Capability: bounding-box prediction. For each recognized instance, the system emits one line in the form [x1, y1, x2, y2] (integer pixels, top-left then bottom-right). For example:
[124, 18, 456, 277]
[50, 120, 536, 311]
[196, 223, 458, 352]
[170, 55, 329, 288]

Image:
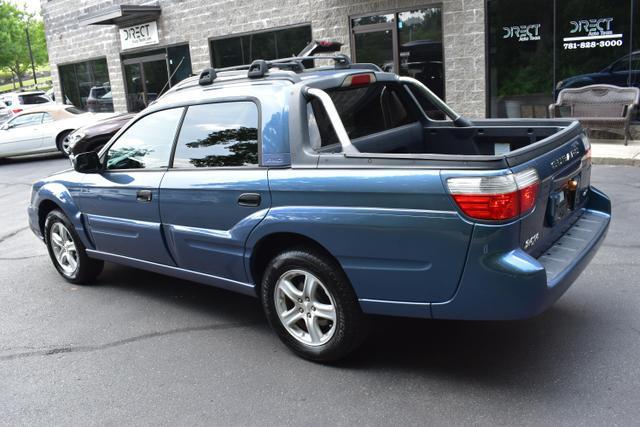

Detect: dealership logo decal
[563, 17, 623, 45]
[503, 24, 541, 42]
[570, 18, 613, 37]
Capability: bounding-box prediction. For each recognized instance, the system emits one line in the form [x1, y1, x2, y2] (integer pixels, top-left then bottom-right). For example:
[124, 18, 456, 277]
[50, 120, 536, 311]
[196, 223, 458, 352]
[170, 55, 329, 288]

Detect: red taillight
[447, 168, 539, 221]
[342, 73, 376, 87]
[452, 192, 520, 220]
[11, 108, 23, 114]
[519, 182, 539, 213]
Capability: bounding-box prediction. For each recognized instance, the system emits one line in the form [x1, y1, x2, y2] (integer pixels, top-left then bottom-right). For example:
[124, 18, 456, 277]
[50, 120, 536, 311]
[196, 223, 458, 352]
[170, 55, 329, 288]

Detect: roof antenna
[157, 56, 186, 99]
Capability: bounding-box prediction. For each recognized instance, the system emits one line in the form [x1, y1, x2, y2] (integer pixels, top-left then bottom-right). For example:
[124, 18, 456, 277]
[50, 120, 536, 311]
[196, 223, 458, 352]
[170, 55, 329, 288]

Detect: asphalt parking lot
[0, 155, 639, 425]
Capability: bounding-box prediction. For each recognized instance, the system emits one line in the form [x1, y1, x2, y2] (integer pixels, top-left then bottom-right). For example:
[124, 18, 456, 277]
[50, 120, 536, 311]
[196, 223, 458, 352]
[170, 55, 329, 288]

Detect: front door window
[106, 107, 184, 170]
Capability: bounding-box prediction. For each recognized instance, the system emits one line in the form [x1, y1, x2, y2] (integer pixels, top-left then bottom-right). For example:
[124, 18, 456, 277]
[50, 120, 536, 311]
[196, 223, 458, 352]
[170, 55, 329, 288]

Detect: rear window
[19, 94, 50, 105]
[310, 82, 418, 147]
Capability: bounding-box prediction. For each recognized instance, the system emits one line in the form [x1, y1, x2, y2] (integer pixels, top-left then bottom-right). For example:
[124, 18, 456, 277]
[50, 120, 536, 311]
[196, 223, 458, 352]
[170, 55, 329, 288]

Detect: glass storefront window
[210, 25, 312, 68]
[351, 8, 445, 119]
[556, 0, 631, 95]
[121, 44, 193, 113]
[488, 0, 638, 119]
[487, 0, 554, 118]
[168, 44, 192, 86]
[59, 58, 114, 113]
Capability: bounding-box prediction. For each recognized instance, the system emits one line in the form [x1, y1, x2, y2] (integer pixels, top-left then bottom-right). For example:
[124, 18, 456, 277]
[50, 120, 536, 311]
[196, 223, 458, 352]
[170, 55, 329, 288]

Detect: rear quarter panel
[249, 168, 474, 303]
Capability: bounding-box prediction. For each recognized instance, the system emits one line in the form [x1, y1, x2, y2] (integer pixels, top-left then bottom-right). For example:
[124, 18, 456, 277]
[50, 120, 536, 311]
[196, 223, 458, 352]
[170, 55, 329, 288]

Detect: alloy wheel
[49, 222, 78, 275]
[274, 269, 337, 346]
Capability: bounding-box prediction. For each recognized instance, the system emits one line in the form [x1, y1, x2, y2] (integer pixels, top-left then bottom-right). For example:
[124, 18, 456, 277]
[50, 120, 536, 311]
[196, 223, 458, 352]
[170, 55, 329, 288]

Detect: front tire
[44, 210, 103, 284]
[261, 248, 369, 362]
[56, 130, 73, 155]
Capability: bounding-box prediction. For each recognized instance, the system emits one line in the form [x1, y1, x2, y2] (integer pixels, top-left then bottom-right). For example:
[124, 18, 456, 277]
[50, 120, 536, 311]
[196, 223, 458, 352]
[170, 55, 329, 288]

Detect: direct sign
[120, 21, 159, 50]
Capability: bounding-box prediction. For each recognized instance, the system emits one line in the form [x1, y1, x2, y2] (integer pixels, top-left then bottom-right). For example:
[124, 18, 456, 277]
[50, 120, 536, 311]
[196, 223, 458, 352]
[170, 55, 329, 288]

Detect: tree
[0, 1, 48, 88]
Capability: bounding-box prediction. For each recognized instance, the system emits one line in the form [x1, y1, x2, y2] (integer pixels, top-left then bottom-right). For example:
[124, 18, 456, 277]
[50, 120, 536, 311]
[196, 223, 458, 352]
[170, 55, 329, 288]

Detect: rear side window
[310, 83, 418, 147]
[172, 101, 259, 168]
[106, 108, 184, 170]
[19, 94, 50, 105]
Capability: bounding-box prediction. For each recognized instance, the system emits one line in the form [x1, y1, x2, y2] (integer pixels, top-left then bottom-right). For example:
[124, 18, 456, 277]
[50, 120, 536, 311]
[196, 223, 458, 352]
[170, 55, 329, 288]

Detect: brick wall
[41, 0, 486, 117]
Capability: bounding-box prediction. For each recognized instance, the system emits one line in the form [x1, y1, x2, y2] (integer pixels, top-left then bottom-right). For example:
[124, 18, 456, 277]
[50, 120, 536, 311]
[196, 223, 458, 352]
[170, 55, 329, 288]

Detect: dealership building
[41, 0, 640, 119]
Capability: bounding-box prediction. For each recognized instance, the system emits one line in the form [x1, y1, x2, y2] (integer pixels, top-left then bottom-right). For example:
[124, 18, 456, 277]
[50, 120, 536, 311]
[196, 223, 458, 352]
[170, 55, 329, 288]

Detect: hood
[80, 113, 136, 137]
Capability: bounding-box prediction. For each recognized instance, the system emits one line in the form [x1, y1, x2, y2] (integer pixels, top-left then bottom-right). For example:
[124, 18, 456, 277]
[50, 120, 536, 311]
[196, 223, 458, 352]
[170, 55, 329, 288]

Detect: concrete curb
[592, 157, 640, 167]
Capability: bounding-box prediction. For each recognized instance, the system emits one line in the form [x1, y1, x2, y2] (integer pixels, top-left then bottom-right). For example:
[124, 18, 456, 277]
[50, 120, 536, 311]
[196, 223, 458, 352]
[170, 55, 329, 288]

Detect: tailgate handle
[136, 190, 152, 202]
[238, 193, 261, 207]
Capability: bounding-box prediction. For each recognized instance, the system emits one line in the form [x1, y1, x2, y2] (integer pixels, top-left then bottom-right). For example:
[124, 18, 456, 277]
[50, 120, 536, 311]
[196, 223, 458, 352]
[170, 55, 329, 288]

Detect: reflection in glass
[168, 44, 192, 86]
[58, 59, 114, 112]
[124, 63, 145, 113]
[354, 30, 394, 72]
[398, 8, 445, 117]
[352, 14, 395, 27]
[173, 102, 259, 168]
[211, 26, 312, 68]
[488, 0, 554, 118]
[106, 108, 183, 170]
[555, 0, 631, 93]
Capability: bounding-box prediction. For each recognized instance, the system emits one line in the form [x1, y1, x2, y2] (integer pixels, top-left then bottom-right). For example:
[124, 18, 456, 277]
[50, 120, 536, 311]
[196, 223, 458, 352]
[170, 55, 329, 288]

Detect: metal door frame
[122, 53, 170, 111]
[350, 20, 399, 73]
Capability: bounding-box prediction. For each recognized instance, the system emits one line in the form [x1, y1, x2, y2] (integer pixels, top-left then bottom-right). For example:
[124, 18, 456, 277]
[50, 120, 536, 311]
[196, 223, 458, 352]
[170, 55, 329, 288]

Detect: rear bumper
[431, 186, 610, 320]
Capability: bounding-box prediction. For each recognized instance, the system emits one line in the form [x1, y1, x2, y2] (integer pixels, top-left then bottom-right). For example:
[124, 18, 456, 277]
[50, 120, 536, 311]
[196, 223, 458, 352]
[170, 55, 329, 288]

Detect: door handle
[136, 190, 152, 202]
[238, 193, 261, 207]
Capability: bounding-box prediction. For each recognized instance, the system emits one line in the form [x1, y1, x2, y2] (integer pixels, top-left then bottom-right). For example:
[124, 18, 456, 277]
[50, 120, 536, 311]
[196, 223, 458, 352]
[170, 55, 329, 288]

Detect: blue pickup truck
[28, 55, 610, 361]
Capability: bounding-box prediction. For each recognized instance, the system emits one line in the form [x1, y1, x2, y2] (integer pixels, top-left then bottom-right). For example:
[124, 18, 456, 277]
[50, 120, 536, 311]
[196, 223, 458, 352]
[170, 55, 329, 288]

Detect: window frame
[98, 97, 263, 173]
[168, 98, 263, 171]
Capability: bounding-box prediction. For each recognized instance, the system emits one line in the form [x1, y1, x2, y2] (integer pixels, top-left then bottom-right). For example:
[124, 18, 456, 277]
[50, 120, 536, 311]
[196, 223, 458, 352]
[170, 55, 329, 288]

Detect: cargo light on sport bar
[342, 73, 376, 87]
[447, 168, 540, 221]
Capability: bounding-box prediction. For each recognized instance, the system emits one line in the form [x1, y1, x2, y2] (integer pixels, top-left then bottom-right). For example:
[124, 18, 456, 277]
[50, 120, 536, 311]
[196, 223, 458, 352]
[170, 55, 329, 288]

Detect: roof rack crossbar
[198, 54, 356, 85]
[214, 54, 350, 74]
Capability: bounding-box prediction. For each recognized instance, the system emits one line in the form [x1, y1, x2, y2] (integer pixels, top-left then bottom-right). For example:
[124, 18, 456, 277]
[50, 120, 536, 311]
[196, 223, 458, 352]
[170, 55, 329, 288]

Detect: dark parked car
[67, 113, 135, 156]
[556, 51, 640, 93]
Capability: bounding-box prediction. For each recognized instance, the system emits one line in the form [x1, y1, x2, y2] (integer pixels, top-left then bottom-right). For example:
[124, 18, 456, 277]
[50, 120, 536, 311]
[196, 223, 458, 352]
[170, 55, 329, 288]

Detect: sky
[7, 0, 41, 15]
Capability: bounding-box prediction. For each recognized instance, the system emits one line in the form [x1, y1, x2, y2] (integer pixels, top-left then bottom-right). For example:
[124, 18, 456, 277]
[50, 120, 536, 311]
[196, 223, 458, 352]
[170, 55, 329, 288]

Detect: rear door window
[172, 101, 259, 168]
[309, 82, 418, 147]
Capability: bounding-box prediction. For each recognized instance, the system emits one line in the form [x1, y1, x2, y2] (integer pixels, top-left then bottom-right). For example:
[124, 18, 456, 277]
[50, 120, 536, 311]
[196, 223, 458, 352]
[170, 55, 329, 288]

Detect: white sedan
[0, 105, 112, 159]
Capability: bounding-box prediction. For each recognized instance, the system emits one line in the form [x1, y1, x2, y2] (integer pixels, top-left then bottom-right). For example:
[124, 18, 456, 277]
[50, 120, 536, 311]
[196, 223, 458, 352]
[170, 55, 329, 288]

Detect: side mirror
[1, 123, 11, 130]
[73, 151, 102, 173]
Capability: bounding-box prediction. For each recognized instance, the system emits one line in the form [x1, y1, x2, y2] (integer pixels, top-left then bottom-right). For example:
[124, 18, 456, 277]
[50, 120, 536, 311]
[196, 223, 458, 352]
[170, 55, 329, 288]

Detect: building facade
[41, 0, 640, 120]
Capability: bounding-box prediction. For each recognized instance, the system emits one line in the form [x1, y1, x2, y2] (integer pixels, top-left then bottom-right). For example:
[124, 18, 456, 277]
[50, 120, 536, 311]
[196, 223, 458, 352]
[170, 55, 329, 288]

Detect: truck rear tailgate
[509, 133, 592, 257]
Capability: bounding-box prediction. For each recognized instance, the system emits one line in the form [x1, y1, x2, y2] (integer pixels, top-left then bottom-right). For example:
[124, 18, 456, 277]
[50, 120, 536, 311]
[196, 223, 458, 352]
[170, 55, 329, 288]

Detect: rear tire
[261, 248, 369, 362]
[44, 210, 103, 284]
